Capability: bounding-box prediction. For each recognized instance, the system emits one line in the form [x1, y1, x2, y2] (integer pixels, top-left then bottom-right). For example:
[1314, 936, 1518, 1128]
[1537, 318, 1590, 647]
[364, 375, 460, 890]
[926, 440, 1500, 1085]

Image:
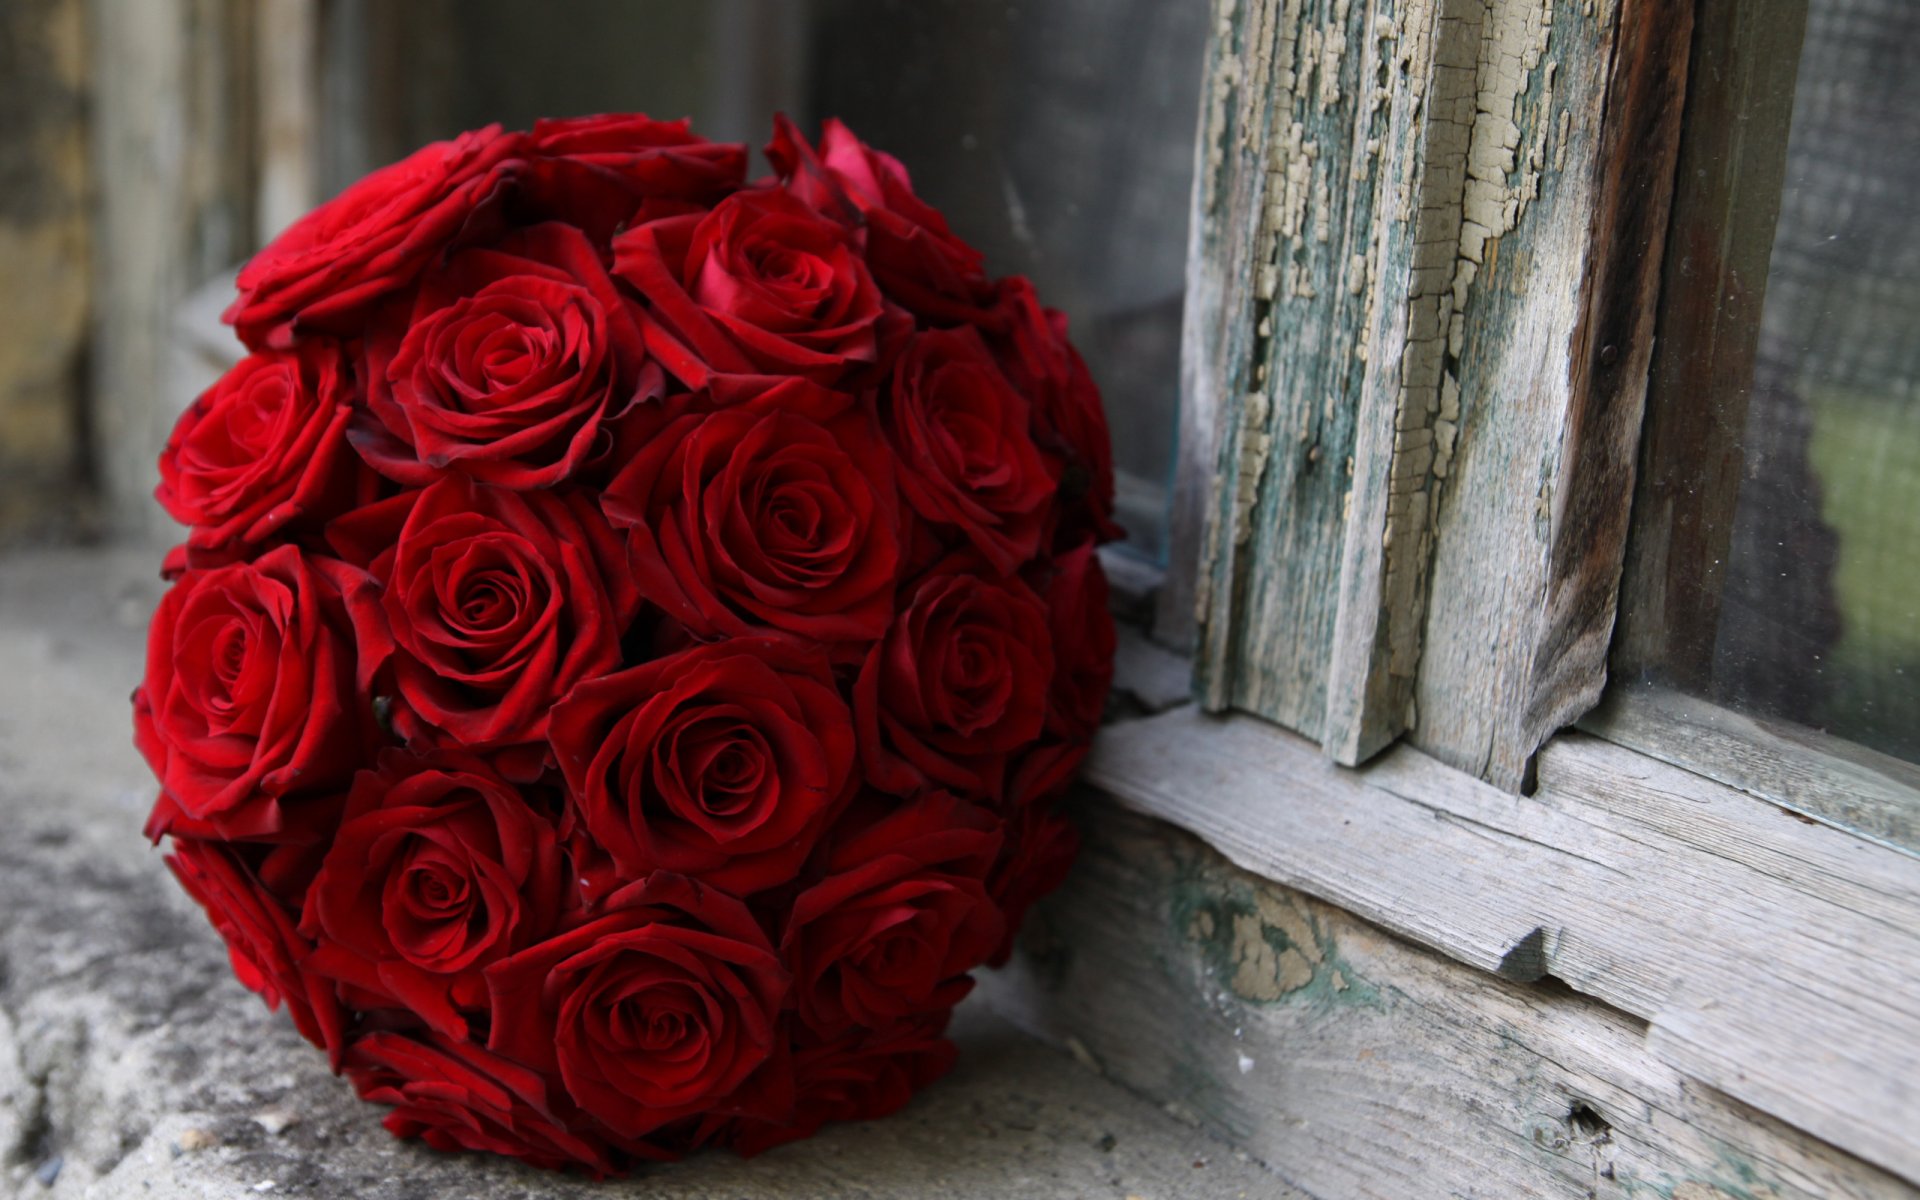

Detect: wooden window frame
[1099, 0, 1920, 1188]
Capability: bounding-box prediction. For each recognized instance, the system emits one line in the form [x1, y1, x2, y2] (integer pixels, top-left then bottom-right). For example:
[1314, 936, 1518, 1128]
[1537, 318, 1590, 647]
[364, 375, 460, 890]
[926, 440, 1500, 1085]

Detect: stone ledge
[0, 547, 1289, 1200]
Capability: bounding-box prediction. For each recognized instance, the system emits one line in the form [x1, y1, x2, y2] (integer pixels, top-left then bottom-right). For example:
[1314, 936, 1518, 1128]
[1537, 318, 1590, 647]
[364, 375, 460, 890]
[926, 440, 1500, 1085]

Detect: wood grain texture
[1082, 705, 1920, 1185]
[1583, 686, 1920, 852]
[1189, 0, 1412, 735]
[1186, 0, 1692, 782]
[1610, 0, 1809, 686]
[980, 797, 1914, 1199]
[1408, 0, 1692, 789]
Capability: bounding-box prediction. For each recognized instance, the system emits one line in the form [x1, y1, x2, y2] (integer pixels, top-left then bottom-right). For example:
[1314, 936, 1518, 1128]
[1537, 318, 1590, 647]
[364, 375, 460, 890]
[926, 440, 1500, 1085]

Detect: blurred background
[0, 0, 1208, 563]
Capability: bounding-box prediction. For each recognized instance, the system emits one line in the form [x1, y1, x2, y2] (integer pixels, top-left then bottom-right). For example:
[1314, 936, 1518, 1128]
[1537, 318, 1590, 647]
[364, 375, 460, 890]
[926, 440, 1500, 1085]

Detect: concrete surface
[0, 547, 1291, 1199]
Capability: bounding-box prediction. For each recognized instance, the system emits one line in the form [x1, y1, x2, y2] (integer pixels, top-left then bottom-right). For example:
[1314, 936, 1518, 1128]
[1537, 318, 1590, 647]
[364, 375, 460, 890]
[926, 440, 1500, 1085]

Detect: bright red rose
[730, 1010, 957, 1156]
[346, 1031, 619, 1176]
[485, 873, 793, 1140]
[134, 545, 367, 840]
[783, 792, 1003, 1034]
[527, 113, 746, 220]
[157, 342, 370, 555]
[167, 838, 347, 1064]
[351, 222, 663, 490]
[1043, 541, 1116, 740]
[767, 116, 994, 325]
[881, 326, 1057, 575]
[856, 558, 1055, 800]
[602, 381, 902, 646]
[226, 126, 524, 349]
[548, 637, 856, 895]
[329, 476, 635, 778]
[988, 277, 1120, 543]
[301, 750, 564, 1039]
[613, 186, 902, 388]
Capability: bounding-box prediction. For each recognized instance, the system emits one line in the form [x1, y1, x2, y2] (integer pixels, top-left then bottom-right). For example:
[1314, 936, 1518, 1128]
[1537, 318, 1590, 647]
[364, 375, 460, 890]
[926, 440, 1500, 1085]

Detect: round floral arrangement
[134, 113, 1116, 1172]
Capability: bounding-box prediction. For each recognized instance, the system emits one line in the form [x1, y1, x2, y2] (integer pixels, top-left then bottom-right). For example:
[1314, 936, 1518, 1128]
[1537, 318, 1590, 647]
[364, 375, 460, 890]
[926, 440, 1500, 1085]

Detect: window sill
[1084, 701, 1920, 1186]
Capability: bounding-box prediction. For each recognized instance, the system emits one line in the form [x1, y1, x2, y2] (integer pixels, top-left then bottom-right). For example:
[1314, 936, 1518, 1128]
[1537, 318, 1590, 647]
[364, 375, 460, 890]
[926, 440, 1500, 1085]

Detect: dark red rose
[329, 475, 635, 778]
[134, 545, 367, 840]
[351, 222, 663, 490]
[145, 787, 347, 910]
[1042, 542, 1116, 740]
[855, 559, 1054, 800]
[548, 637, 856, 896]
[485, 873, 793, 1140]
[346, 1031, 619, 1176]
[730, 1011, 957, 1156]
[782, 792, 1003, 1034]
[601, 381, 902, 645]
[880, 326, 1057, 575]
[301, 750, 564, 1039]
[613, 187, 902, 388]
[985, 800, 1079, 967]
[988, 277, 1120, 543]
[527, 113, 746, 219]
[157, 342, 371, 555]
[226, 126, 524, 349]
[767, 116, 994, 325]
[167, 838, 347, 1064]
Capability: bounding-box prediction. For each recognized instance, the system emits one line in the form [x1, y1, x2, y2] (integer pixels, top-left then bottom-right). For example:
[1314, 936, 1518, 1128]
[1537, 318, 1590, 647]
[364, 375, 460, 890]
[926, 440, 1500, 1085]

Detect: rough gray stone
[0, 548, 1290, 1199]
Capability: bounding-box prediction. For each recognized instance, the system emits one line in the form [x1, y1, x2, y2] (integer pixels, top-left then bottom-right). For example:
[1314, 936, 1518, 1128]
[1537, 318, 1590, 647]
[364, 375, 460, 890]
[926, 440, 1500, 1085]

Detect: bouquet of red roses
[133, 113, 1116, 1172]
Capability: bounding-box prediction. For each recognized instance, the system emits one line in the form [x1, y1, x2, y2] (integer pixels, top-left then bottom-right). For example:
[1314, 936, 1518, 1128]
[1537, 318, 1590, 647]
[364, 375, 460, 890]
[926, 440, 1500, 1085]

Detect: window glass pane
[350, 0, 1206, 563]
[1624, 0, 1920, 768]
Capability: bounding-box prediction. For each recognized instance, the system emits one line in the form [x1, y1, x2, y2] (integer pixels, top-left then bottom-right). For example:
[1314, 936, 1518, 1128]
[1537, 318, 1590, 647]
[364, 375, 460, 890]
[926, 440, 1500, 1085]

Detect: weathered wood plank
[1610, 0, 1809, 687]
[1084, 705, 1920, 1184]
[1407, 0, 1692, 789]
[1190, 0, 1412, 736]
[1583, 686, 1920, 853]
[980, 798, 1914, 1199]
[1187, 0, 1691, 782]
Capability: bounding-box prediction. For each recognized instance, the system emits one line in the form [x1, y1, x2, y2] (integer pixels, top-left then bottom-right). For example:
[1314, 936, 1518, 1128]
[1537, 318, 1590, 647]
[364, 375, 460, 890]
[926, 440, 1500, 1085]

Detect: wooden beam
[981, 797, 1911, 1198]
[1082, 705, 1920, 1185]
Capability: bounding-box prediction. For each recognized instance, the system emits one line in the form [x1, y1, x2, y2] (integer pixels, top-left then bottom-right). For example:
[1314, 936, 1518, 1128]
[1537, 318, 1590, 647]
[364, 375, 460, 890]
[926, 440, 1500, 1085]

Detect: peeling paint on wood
[979, 796, 1913, 1199]
[1084, 705, 1920, 1187]
[1188, 0, 1691, 784]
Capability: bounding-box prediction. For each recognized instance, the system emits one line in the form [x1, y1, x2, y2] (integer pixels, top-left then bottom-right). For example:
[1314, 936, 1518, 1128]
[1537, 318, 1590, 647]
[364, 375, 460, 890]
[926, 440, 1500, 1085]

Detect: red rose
[346, 1031, 619, 1176]
[782, 792, 1003, 1034]
[350, 222, 664, 490]
[613, 187, 902, 388]
[767, 116, 994, 325]
[881, 327, 1057, 575]
[301, 750, 564, 1039]
[730, 1011, 957, 1156]
[157, 342, 370, 555]
[985, 800, 1079, 967]
[505, 117, 744, 251]
[485, 873, 793, 1140]
[145, 787, 347, 910]
[226, 126, 524, 349]
[601, 381, 902, 645]
[988, 278, 1120, 542]
[329, 475, 635, 778]
[134, 545, 367, 839]
[167, 838, 347, 1064]
[1043, 541, 1116, 740]
[548, 637, 856, 896]
[855, 559, 1055, 799]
